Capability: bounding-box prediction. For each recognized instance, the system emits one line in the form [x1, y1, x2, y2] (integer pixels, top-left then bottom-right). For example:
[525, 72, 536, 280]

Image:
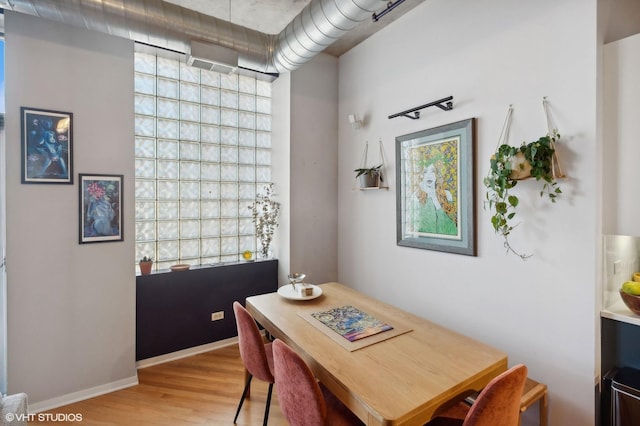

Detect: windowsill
[136, 258, 277, 277]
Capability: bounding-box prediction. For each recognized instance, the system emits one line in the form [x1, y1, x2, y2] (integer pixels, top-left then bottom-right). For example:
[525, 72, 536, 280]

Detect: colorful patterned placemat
[311, 305, 393, 341]
[299, 305, 412, 351]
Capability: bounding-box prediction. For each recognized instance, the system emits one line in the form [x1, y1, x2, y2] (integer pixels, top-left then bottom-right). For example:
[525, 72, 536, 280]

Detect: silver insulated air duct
[273, 0, 385, 70]
[0, 0, 387, 75]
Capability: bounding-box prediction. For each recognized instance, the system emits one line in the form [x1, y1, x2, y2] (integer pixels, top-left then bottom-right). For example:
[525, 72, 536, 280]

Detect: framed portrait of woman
[395, 118, 476, 256]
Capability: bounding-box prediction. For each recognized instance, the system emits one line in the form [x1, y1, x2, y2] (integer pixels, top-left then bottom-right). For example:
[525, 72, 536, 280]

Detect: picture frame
[79, 174, 124, 244]
[21, 107, 73, 184]
[395, 118, 476, 256]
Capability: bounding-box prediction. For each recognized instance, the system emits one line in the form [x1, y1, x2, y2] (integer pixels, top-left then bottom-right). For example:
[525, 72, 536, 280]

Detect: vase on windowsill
[249, 183, 280, 262]
[258, 246, 272, 260]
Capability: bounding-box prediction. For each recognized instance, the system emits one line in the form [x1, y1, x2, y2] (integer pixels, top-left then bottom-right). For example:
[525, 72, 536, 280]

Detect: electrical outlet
[211, 311, 224, 321]
[614, 260, 621, 275]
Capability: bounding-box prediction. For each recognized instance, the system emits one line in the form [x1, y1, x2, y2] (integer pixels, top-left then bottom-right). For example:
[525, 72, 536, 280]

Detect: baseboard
[28, 375, 139, 414]
[136, 336, 240, 369]
[26, 337, 241, 413]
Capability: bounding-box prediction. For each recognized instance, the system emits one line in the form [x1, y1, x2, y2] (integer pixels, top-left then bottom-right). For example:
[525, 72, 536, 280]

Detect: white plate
[277, 284, 322, 301]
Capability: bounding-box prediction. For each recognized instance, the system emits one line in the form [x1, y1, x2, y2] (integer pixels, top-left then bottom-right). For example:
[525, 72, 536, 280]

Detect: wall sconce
[348, 114, 363, 129]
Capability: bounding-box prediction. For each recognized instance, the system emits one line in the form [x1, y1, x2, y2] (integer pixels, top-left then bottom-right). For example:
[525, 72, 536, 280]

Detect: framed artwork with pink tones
[79, 174, 123, 244]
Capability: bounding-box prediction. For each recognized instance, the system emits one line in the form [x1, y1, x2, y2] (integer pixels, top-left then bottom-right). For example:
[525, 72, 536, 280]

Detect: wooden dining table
[245, 282, 508, 426]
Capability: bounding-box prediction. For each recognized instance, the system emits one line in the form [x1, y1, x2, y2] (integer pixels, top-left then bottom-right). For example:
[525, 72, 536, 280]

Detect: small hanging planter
[353, 140, 388, 190]
[509, 151, 532, 180]
[355, 165, 383, 188]
[484, 99, 565, 259]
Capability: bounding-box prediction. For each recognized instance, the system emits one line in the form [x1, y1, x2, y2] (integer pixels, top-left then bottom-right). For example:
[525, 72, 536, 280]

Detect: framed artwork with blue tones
[21, 107, 73, 184]
[79, 174, 123, 244]
[395, 118, 476, 256]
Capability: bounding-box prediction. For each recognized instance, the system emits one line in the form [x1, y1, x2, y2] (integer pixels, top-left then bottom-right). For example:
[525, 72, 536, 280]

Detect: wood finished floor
[36, 344, 288, 425]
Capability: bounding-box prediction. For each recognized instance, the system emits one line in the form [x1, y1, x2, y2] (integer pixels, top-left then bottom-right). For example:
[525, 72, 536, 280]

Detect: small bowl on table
[620, 289, 640, 315]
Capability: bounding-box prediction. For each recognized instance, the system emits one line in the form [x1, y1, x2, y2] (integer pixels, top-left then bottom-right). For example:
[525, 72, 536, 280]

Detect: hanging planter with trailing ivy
[483, 100, 565, 259]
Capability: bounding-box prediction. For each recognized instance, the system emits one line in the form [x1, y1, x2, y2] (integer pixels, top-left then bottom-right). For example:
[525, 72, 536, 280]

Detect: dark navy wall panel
[136, 260, 278, 360]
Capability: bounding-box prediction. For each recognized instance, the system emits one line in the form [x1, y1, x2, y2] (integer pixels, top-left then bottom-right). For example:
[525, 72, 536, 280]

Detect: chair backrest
[232, 301, 273, 383]
[272, 339, 327, 426]
[464, 364, 528, 426]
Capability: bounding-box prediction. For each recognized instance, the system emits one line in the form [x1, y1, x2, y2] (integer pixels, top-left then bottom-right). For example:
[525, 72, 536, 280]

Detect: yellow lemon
[622, 281, 640, 296]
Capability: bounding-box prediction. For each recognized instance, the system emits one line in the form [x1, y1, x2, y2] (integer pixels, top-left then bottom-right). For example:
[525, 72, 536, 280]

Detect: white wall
[272, 53, 340, 287]
[338, 1, 598, 425]
[5, 12, 137, 409]
[290, 54, 339, 285]
[603, 33, 640, 236]
[272, 71, 292, 285]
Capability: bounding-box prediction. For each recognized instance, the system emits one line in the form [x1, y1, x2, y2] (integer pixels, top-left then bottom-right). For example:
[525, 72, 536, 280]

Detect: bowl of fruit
[620, 280, 640, 315]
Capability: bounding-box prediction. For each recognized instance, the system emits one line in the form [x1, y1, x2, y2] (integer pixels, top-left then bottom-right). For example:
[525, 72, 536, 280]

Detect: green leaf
[508, 195, 519, 207]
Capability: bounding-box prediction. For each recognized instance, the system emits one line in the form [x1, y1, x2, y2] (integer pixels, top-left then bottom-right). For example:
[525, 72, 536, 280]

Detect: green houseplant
[354, 164, 383, 188]
[484, 129, 563, 259]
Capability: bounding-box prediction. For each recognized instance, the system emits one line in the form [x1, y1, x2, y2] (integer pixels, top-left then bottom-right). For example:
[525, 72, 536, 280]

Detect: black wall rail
[372, 0, 408, 22]
[388, 96, 454, 120]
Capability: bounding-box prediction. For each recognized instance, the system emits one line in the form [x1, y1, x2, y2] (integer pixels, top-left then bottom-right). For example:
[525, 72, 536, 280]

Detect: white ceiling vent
[187, 40, 238, 74]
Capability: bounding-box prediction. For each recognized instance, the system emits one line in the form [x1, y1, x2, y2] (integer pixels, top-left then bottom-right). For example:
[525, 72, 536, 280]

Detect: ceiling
[165, 0, 425, 57]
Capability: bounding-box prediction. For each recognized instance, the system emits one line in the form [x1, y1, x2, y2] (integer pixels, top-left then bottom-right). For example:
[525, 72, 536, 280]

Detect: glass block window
[134, 51, 272, 269]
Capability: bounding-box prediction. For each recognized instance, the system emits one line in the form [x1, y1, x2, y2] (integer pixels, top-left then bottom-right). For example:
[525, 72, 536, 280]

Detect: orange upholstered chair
[232, 301, 274, 426]
[272, 339, 364, 426]
[426, 364, 528, 426]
